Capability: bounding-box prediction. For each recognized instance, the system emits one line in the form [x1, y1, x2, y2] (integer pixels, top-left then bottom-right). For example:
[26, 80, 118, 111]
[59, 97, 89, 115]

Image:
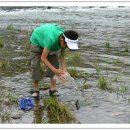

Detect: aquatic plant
[6, 24, 16, 38]
[113, 59, 122, 65]
[119, 85, 128, 94]
[115, 84, 128, 98]
[105, 58, 122, 66]
[0, 88, 19, 123]
[6, 24, 15, 30]
[95, 64, 100, 75]
[98, 76, 108, 90]
[81, 78, 89, 90]
[44, 97, 77, 123]
[113, 76, 119, 82]
[0, 112, 11, 123]
[7, 91, 19, 105]
[66, 52, 81, 66]
[22, 30, 31, 49]
[0, 60, 9, 70]
[124, 43, 129, 53]
[68, 66, 79, 77]
[33, 102, 45, 124]
[105, 41, 111, 49]
[0, 37, 4, 48]
[66, 52, 82, 77]
[0, 88, 19, 106]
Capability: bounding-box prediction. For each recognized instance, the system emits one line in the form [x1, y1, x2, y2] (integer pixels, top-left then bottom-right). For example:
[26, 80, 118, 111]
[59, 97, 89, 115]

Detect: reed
[66, 52, 82, 77]
[66, 52, 81, 66]
[68, 66, 79, 77]
[0, 36, 4, 48]
[6, 24, 16, 38]
[0, 112, 10, 123]
[95, 64, 100, 75]
[0, 88, 19, 106]
[44, 97, 77, 123]
[0, 88, 19, 123]
[81, 78, 89, 90]
[105, 41, 111, 49]
[0, 60, 9, 70]
[124, 43, 129, 53]
[119, 85, 128, 94]
[113, 59, 122, 65]
[6, 24, 15, 31]
[98, 76, 108, 90]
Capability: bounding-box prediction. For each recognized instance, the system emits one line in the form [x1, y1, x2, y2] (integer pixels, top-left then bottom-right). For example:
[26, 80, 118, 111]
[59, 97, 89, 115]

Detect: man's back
[30, 24, 64, 51]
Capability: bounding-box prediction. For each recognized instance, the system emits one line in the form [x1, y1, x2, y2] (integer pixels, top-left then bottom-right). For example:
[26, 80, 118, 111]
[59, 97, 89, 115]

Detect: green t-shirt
[30, 24, 64, 51]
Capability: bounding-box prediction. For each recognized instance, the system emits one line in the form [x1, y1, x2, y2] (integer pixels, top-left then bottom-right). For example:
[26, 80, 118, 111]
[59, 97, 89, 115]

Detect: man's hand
[54, 69, 70, 80]
[53, 69, 65, 80]
[41, 48, 68, 80]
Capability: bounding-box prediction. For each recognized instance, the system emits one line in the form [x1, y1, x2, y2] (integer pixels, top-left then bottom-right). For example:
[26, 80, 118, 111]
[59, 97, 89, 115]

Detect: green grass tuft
[44, 97, 77, 123]
[98, 76, 108, 90]
[0, 37, 4, 48]
[105, 41, 111, 49]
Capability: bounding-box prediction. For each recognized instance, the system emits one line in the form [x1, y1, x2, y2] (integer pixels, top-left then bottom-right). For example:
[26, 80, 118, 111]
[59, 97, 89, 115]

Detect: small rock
[11, 113, 22, 119]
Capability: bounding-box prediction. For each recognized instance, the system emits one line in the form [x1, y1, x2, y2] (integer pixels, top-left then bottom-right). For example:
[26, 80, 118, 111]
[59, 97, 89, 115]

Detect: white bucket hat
[63, 34, 78, 50]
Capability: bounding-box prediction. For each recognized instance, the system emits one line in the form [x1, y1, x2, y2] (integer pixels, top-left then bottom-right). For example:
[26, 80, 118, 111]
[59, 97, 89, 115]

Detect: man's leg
[50, 78, 56, 91]
[32, 80, 39, 97]
[34, 80, 39, 89]
[46, 54, 59, 96]
[30, 44, 43, 97]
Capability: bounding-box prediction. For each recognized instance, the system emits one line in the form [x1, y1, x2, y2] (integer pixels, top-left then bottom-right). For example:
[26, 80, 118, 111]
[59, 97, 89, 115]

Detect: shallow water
[0, 6, 130, 123]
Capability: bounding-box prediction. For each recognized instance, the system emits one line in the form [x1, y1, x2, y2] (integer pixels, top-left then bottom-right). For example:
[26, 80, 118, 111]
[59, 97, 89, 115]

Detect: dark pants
[30, 44, 59, 81]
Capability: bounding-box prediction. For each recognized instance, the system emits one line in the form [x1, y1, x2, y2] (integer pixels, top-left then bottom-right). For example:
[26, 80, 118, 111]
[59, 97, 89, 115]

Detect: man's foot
[49, 90, 59, 96]
[30, 90, 39, 99]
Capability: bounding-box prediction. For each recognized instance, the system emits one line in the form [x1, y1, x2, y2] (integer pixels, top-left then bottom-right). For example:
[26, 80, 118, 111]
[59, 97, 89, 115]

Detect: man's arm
[41, 47, 64, 76]
[59, 48, 67, 72]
